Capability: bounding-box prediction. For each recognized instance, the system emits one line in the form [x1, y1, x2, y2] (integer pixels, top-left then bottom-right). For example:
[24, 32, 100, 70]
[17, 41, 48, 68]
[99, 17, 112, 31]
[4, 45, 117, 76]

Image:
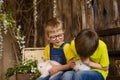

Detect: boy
[36, 18, 75, 80]
[70, 29, 110, 80]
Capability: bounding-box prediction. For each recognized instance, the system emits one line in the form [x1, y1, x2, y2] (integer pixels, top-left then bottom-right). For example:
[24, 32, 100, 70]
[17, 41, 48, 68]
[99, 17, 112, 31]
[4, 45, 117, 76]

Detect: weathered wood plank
[108, 49, 120, 56]
[96, 27, 120, 56]
[96, 27, 120, 37]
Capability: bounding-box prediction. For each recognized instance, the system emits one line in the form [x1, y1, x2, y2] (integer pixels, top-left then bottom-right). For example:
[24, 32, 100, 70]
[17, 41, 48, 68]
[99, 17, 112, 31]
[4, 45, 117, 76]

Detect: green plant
[0, 12, 15, 28]
[5, 59, 41, 80]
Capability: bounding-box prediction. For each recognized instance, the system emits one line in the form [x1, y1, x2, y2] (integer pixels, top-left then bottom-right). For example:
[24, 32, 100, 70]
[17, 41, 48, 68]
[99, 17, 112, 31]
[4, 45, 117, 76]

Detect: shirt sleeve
[70, 40, 80, 60]
[44, 44, 50, 61]
[63, 43, 76, 62]
[99, 41, 110, 67]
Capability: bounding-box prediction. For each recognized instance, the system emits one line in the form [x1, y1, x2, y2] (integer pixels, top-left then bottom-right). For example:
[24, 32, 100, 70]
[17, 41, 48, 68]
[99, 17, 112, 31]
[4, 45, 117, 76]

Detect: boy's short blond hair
[44, 18, 64, 36]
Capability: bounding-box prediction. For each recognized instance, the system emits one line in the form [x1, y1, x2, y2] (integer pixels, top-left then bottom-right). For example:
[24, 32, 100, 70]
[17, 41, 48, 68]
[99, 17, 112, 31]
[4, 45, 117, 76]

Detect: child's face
[48, 26, 64, 46]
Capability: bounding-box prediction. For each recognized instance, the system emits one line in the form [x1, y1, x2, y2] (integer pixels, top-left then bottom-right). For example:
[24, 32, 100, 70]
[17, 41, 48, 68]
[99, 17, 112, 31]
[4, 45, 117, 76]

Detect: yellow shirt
[70, 39, 110, 80]
[44, 43, 75, 63]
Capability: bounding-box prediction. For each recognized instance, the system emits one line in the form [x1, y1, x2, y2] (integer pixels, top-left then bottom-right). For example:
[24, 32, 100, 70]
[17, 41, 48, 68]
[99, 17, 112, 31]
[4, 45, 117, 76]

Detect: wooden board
[22, 48, 44, 63]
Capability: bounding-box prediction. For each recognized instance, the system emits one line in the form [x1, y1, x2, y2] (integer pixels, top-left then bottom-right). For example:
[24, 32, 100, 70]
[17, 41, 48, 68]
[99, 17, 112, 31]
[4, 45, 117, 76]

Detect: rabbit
[73, 60, 90, 71]
[37, 59, 90, 79]
[37, 60, 63, 79]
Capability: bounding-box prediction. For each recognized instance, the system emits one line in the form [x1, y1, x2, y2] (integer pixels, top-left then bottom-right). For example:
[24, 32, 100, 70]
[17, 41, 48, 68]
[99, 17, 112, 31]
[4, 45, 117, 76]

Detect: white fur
[37, 60, 90, 79]
[73, 60, 90, 71]
[37, 60, 62, 79]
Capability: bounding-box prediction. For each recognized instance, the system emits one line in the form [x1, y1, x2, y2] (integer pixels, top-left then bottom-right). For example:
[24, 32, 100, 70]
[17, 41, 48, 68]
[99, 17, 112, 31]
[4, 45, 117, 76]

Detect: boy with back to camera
[36, 18, 75, 80]
[70, 29, 110, 80]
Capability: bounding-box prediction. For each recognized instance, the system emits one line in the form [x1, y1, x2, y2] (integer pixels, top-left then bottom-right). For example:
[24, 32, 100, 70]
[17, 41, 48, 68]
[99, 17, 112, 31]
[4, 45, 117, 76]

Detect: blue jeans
[36, 70, 74, 80]
[74, 70, 104, 80]
[60, 70, 74, 80]
[36, 75, 50, 80]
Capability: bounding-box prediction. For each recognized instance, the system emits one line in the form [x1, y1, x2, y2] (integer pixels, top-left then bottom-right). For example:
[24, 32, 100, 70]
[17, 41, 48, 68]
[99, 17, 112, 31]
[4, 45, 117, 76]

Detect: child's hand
[48, 62, 61, 75]
[68, 59, 75, 68]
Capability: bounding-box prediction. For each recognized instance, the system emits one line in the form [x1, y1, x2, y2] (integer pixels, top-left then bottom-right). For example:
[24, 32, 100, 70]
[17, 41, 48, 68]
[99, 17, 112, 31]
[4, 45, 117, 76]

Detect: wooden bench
[96, 27, 120, 80]
[22, 48, 44, 63]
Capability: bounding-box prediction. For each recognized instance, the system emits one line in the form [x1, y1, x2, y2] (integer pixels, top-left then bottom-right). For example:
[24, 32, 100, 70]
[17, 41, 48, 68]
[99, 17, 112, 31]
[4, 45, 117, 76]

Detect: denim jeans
[60, 70, 74, 80]
[36, 70, 74, 80]
[36, 75, 50, 80]
[74, 70, 104, 80]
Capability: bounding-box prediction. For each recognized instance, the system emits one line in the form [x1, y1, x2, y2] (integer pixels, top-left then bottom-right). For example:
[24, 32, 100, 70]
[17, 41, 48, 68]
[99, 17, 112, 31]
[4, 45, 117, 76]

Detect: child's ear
[47, 36, 50, 41]
[45, 33, 50, 40]
[61, 30, 64, 34]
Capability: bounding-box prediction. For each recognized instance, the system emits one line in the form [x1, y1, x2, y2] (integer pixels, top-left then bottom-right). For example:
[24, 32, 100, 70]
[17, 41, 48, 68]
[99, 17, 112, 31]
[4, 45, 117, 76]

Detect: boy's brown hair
[75, 29, 99, 58]
[44, 18, 64, 36]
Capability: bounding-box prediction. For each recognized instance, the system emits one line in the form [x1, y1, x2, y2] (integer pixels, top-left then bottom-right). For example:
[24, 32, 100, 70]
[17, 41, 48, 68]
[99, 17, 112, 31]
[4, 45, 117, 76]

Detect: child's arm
[88, 61, 109, 70]
[81, 57, 109, 71]
[48, 59, 75, 75]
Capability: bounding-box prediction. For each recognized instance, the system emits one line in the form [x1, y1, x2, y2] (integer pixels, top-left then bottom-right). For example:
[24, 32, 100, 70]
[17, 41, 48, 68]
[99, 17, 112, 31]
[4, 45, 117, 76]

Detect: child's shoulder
[70, 39, 75, 46]
[99, 39, 107, 47]
[63, 42, 70, 47]
[44, 44, 50, 50]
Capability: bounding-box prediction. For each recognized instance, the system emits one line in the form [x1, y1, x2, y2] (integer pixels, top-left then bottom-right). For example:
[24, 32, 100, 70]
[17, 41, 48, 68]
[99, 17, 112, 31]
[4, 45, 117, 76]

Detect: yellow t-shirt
[70, 39, 110, 80]
[44, 42, 75, 63]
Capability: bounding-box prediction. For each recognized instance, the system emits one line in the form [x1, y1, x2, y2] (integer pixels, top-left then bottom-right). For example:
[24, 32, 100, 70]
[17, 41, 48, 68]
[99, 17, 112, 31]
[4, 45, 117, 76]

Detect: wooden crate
[22, 48, 44, 63]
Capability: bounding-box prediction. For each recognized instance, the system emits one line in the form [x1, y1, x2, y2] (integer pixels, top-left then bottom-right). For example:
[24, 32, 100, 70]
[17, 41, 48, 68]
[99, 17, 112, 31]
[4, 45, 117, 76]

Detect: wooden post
[81, 0, 86, 29]
[33, 0, 37, 47]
